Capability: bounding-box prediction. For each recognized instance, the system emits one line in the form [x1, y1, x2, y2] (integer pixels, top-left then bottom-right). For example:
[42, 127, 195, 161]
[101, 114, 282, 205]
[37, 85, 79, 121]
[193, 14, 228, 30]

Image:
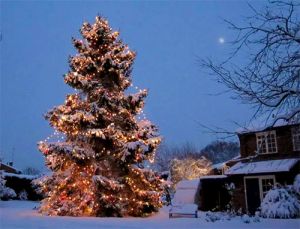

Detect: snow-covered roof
[176, 179, 200, 190]
[230, 155, 241, 160]
[0, 162, 20, 173]
[211, 155, 241, 170]
[3, 172, 39, 180]
[200, 175, 227, 179]
[236, 119, 299, 134]
[225, 158, 299, 175]
[211, 162, 226, 170]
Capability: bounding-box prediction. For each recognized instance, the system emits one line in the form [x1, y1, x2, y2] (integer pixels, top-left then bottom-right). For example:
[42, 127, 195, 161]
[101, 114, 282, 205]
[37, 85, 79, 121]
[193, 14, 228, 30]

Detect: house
[0, 161, 42, 200]
[0, 162, 21, 174]
[198, 122, 300, 214]
[226, 122, 300, 214]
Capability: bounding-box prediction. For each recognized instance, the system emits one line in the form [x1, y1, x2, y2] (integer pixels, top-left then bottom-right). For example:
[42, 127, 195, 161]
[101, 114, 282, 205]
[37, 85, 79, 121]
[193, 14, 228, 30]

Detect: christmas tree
[37, 16, 164, 217]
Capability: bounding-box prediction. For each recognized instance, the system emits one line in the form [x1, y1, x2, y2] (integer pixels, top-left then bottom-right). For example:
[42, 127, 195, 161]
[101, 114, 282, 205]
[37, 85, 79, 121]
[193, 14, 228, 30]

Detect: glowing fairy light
[37, 16, 165, 217]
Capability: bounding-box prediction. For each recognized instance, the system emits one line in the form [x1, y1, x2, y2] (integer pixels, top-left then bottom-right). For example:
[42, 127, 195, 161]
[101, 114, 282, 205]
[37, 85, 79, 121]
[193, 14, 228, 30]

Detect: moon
[218, 37, 225, 44]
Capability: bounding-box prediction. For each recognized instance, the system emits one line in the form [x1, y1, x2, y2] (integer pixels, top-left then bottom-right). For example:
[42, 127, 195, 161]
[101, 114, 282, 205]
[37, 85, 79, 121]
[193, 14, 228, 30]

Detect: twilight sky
[0, 0, 265, 170]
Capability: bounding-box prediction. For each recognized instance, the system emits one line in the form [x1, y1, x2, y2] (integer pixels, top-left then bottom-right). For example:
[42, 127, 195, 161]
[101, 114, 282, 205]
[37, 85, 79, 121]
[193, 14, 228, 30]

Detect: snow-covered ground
[1, 201, 299, 229]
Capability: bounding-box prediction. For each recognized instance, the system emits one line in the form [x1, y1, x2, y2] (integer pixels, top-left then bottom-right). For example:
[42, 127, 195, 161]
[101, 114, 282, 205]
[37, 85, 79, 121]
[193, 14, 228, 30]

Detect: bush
[260, 185, 300, 218]
[242, 214, 251, 223]
[205, 211, 222, 222]
[18, 190, 28, 200]
[0, 172, 16, 200]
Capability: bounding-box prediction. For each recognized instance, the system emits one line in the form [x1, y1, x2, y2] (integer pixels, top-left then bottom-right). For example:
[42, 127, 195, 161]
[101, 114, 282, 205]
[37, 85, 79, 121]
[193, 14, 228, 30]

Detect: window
[256, 131, 277, 154]
[292, 126, 300, 151]
[261, 178, 274, 198]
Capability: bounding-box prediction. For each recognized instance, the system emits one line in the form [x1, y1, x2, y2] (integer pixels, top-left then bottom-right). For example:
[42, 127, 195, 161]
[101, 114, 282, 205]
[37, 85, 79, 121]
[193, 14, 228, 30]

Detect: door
[245, 178, 261, 214]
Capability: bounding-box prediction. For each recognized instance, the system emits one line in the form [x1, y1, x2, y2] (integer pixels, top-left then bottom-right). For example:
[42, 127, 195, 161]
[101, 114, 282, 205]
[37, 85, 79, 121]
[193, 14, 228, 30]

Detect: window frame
[291, 126, 300, 151]
[256, 130, 278, 154]
[261, 177, 275, 198]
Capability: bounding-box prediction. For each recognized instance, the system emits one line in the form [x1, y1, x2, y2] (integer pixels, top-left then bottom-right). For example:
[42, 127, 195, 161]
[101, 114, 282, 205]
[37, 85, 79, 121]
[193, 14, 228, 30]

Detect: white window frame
[256, 131, 278, 154]
[244, 175, 276, 213]
[291, 126, 300, 151]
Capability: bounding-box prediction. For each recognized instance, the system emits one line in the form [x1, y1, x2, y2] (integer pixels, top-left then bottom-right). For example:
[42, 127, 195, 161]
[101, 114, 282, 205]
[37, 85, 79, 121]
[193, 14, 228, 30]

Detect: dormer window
[256, 131, 277, 154]
[292, 126, 300, 151]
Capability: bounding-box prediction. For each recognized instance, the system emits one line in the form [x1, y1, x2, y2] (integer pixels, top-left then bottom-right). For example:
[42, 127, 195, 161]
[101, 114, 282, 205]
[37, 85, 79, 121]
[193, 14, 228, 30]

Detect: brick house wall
[238, 124, 300, 160]
[229, 176, 246, 212]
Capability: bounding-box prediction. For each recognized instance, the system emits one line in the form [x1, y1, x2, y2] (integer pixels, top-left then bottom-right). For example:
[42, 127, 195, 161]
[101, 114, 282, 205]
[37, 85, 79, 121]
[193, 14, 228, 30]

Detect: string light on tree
[35, 16, 165, 217]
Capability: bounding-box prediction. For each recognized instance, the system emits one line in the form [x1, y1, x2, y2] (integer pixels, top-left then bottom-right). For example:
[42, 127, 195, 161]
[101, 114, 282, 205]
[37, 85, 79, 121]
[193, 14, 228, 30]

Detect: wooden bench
[169, 203, 198, 218]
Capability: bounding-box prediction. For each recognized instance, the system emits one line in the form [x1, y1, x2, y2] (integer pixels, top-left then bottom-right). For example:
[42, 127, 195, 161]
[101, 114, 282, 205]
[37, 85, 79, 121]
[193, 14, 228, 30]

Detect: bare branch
[200, 0, 300, 128]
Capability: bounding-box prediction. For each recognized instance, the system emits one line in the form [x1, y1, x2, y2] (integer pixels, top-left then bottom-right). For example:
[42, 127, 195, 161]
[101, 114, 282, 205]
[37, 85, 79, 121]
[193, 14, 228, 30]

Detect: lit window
[292, 126, 300, 151]
[256, 131, 277, 154]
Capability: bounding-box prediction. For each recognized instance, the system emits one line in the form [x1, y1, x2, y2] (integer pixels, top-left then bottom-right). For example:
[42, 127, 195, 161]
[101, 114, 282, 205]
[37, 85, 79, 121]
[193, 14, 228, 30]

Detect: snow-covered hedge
[260, 175, 300, 219]
[0, 171, 16, 200]
[1, 171, 43, 201]
[18, 190, 28, 200]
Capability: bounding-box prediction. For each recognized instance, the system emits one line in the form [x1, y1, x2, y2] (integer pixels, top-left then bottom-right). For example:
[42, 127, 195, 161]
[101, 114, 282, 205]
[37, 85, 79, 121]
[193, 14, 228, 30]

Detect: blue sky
[0, 0, 265, 170]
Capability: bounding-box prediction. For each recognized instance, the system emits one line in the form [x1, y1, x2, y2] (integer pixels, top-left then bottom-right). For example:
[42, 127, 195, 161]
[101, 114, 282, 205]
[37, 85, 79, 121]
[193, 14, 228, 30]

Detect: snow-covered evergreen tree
[37, 16, 164, 217]
[260, 185, 300, 218]
[0, 171, 16, 200]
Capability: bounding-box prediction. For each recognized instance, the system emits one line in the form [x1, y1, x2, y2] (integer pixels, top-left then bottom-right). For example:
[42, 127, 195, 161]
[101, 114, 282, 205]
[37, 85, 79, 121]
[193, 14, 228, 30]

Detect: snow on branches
[260, 175, 300, 219]
[0, 171, 16, 200]
[260, 186, 300, 218]
[170, 157, 212, 185]
[37, 16, 164, 217]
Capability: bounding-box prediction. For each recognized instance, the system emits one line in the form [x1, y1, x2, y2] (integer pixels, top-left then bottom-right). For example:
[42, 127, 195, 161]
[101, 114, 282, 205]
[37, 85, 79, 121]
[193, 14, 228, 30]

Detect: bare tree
[154, 142, 202, 172]
[154, 144, 174, 172]
[170, 157, 212, 185]
[200, 140, 240, 163]
[202, 1, 300, 126]
[22, 167, 41, 175]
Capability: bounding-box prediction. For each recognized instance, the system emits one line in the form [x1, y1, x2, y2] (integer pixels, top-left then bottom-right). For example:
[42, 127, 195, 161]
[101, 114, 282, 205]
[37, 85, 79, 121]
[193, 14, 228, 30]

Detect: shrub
[0, 172, 16, 200]
[260, 185, 300, 218]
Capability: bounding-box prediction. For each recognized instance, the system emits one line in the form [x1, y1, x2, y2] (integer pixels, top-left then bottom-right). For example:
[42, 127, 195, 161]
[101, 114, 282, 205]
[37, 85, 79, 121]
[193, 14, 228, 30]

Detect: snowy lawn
[1, 201, 299, 229]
